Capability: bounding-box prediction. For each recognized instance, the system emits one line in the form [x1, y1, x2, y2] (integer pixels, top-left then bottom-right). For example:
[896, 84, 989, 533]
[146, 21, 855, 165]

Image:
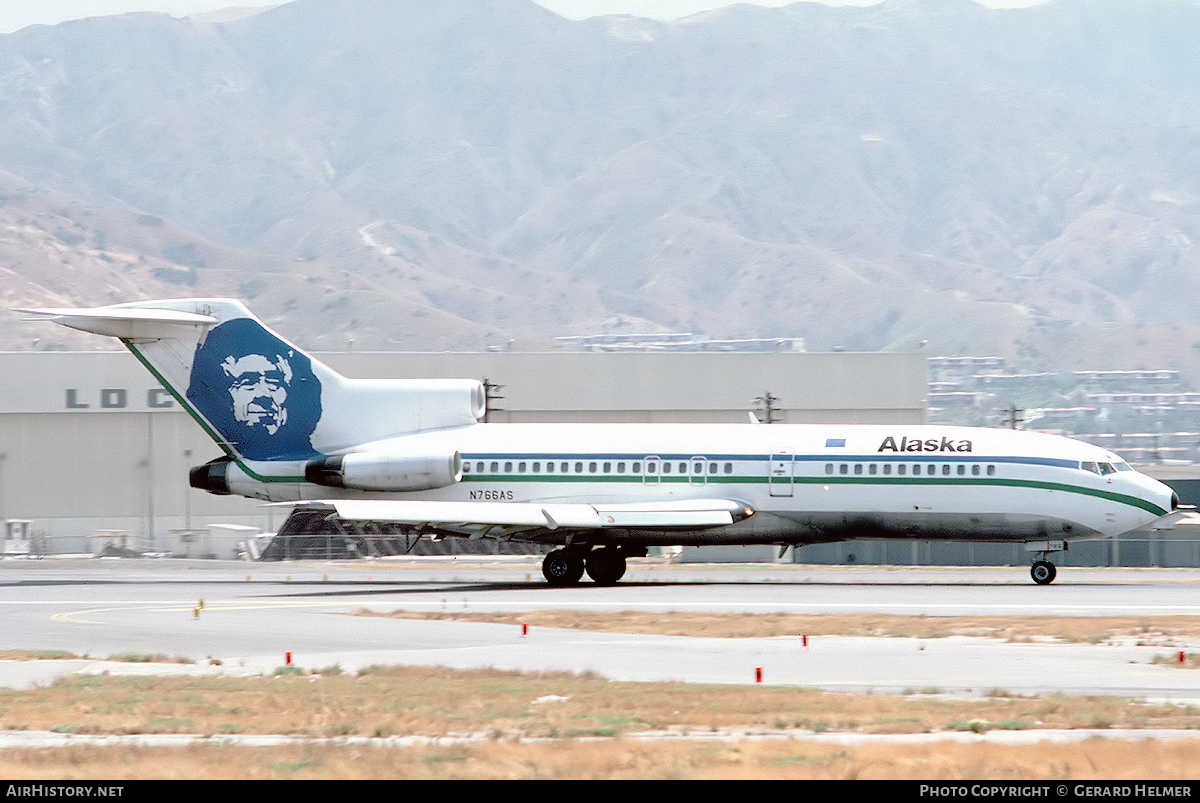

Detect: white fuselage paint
[229, 422, 1175, 547]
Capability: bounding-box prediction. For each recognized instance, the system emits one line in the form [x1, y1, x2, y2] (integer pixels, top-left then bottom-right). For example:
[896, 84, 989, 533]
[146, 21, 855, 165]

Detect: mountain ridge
[1, 0, 1198, 385]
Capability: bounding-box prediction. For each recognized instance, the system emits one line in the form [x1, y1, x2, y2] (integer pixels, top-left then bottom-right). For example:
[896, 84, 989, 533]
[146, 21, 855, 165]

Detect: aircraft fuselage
[214, 421, 1175, 548]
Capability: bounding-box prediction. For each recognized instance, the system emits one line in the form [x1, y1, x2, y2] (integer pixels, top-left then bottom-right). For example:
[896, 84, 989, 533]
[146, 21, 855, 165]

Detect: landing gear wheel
[585, 547, 627, 586]
[1030, 560, 1057, 585]
[542, 549, 584, 586]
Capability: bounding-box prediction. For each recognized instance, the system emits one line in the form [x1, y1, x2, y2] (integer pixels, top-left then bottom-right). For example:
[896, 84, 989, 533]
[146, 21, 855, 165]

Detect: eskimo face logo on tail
[186, 318, 322, 460]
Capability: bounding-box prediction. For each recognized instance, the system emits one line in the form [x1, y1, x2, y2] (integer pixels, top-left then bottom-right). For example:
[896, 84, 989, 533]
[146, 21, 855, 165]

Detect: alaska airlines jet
[20, 298, 1183, 585]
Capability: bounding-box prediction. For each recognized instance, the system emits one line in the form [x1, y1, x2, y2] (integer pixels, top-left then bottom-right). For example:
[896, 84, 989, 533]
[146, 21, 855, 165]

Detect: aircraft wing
[316, 498, 754, 531]
[1144, 505, 1197, 530]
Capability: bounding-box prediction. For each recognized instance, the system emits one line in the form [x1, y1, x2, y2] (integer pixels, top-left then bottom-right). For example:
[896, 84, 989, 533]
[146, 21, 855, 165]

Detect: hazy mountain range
[3, 0, 1200, 383]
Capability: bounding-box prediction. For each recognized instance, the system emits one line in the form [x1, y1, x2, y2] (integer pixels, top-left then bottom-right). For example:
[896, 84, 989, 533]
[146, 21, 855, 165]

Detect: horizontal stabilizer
[16, 306, 217, 340]
[317, 498, 753, 530]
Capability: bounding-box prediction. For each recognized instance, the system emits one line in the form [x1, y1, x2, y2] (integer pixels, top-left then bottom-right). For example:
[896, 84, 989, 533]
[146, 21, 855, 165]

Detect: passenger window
[491, 462, 499, 472]
[603, 462, 611, 473]
[632, 462, 641, 473]
[617, 462, 626, 473]
[589, 462, 597, 473]
[854, 464, 863, 475]
[942, 465, 951, 476]
[504, 462, 513, 472]
[839, 464, 848, 475]
[546, 462, 555, 473]
[575, 462, 583, 473]
[971, 465, 980, 475]
[957, 465, 965, 475]
[724, 463, 732, 474]
[646, 461, 656, 474]
[897, 464, 906, 475]
[463, 463, 471, 473]
[868, 464, 877, 475]
[663, 462, 672, 474]
[532, 462, 540, 473]
[987, 465, 996, 476]
[912, 465, 921, 476]
[826, 464, 834, 475]
[518, 462, 526, 473]
[883, 464, 892, 475]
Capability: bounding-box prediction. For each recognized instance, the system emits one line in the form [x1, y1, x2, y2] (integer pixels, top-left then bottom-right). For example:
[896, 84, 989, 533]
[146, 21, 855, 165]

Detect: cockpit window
[1099, 463, 1117, 475]
[1080, 462, 1099, 474]
[1114, 461, 1132, 471]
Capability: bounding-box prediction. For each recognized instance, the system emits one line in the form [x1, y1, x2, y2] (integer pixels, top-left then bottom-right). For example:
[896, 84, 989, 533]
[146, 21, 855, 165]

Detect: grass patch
[108, 654, 194, 664]
[353, 610, 1200, 645]
[0, 667, 1191, 740]
[1151, 652, 1199, 668]
[1, 740, 1200, 779]
[0, 651, 83, 661]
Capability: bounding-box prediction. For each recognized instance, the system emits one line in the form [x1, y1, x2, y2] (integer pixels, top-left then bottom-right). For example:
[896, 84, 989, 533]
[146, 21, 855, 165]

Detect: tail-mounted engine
[304, 451, 462, 492]
[190, 458, 234, 495]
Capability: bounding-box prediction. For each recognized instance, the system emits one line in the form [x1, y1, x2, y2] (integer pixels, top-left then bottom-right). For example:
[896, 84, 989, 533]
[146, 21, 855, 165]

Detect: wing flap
[322, 498, 752, 530]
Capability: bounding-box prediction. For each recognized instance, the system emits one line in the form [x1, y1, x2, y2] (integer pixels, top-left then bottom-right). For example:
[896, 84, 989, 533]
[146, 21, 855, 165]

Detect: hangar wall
[0, 349, 926, 555]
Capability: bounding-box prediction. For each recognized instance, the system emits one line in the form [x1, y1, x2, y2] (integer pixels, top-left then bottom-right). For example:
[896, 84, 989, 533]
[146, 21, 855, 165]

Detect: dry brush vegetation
[0, 611, 1196, 779]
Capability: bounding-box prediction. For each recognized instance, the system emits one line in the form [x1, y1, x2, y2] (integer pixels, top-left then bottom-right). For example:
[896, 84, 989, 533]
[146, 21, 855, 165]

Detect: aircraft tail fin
[20, 299, 338, 461]
[19, 299, 485, 462]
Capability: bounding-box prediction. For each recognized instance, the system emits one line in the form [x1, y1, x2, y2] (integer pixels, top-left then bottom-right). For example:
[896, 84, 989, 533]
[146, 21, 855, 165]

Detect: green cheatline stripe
[462, 474, 1166, 516]
[123, 341, 305, 484]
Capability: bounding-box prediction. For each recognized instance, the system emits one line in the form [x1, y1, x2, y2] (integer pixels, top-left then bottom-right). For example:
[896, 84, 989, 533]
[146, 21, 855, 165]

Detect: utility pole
[753, 391, 780, 424]
[1001, 403, 1025, 430]
[483, 378, 505, 423]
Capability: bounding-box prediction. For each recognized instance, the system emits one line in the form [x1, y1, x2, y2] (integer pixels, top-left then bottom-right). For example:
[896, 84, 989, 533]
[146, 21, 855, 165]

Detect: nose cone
[1134, 472, 1181, 518]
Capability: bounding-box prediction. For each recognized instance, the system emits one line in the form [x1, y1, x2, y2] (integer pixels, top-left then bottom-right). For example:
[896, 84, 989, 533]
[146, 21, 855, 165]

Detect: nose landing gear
[1030, 560, 1057, 585]
[1025, 540, 1066, 585]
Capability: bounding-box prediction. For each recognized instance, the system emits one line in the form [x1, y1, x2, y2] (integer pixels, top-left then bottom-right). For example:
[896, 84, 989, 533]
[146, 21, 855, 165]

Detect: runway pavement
[0, 556, 1198, 702]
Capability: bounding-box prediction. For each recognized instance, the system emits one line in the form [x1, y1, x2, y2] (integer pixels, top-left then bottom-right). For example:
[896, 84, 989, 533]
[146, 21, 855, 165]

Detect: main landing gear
[542, 546, 628, 586]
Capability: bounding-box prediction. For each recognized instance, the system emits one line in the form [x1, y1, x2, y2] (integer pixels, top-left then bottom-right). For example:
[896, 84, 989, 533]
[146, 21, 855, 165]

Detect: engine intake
[305, 451, 462, 492]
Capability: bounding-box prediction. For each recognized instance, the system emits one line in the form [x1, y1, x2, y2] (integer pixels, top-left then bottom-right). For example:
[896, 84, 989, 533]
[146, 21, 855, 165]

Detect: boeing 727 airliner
[20, 298, 1183, 585]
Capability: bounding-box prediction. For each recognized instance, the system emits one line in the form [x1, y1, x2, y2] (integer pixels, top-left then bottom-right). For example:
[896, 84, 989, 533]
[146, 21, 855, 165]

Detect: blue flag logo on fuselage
[186, 318, 323, 461]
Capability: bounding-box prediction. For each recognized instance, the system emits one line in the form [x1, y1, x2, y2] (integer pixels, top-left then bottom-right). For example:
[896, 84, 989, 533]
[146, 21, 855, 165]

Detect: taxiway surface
[0, 557, 1197, 701]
